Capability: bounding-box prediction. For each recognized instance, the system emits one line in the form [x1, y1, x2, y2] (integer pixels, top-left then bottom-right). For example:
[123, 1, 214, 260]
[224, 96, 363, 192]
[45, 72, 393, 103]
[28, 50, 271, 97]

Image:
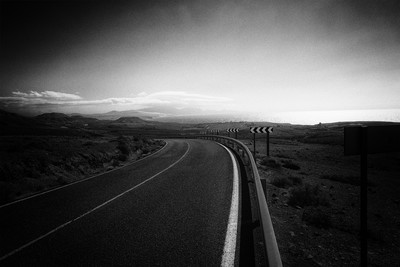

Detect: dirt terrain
[242, 124, 400, 266]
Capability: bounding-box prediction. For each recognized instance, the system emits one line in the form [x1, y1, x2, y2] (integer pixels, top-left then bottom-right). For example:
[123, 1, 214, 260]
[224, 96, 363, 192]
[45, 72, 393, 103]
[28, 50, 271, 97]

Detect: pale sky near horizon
[1, 0, 400, 120]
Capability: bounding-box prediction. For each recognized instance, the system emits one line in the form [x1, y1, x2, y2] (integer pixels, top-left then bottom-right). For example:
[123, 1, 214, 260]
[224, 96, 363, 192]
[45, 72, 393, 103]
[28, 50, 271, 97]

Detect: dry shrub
[271, 177, 292, 188]
[281, 160, 300, 170]
[260, 157, 281, 169]
[288, 176, 303, 186]
[302, 207, 332, 229]
[288, 183, 330, 208]
[271, 176, 303, 188]
[320, 174, 361, 186]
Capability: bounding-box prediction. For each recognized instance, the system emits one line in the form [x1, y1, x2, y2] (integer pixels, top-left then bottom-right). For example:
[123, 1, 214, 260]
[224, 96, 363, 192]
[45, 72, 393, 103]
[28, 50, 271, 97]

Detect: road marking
[0, 141, 190, 262]
[218, 144, 239, 267]
[0, 141, 169, 209]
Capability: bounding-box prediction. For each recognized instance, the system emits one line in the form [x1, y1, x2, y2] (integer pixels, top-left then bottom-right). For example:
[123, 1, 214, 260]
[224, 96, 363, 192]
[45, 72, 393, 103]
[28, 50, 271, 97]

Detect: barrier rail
[196, 135, 282, 267]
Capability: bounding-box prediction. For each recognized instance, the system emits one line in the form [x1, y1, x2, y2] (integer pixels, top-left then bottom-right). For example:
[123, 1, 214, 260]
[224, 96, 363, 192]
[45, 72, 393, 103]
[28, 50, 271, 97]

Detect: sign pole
[266, 132, 270, 156]
[360, 126, 368, 266]
[235, 131, 237, 139]
[253, 133, 256, 158]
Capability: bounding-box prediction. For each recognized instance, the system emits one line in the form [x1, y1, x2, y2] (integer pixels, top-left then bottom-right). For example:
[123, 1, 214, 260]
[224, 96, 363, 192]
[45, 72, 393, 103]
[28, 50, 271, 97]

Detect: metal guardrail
[196, 135, 282, 267]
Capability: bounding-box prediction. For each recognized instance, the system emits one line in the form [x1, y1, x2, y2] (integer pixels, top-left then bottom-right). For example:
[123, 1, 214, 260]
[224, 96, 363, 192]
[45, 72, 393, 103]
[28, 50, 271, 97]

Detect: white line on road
[219, 144, 240, 267]
[0, 141, 191, 262]
[0, 141, 169, 209]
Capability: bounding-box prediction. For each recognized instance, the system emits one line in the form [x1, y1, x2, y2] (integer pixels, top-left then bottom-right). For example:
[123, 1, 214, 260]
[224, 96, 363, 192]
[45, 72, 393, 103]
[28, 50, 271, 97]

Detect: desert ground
[237, 124, 400, 266]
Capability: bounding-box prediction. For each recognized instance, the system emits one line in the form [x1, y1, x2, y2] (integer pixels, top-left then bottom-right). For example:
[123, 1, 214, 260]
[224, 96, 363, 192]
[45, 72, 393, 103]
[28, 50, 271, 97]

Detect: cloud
[12, 90, 82, 100]
[0, 90, 233, 115]
[137, 92, 148, 97]
[144, 91, 231, 103]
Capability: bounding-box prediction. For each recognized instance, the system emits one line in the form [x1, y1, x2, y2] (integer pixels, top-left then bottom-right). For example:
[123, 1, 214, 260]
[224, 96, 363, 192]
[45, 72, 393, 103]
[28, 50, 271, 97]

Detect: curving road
[0, 139, 240, 266]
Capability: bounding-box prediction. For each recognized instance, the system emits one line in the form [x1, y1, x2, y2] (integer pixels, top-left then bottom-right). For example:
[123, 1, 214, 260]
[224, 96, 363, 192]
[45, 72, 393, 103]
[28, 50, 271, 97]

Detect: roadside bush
[270, 175, 303, 188]
[302, 207, 332, 229]
[287, 183, 330, 208]
[276, 153, 293, 159]
[320, 174, 360, 186]
[83, 141, 94, 146]
[117, 141, 130, 155]
[282, 159, 300, 170]
[117, 154, 128, 162]
[288, 176, 303, 186]
[0, 182, 17, 204]
[260, 157, 281, 169]
[111, 159, 120, 167]
[271, 177, 292, 188]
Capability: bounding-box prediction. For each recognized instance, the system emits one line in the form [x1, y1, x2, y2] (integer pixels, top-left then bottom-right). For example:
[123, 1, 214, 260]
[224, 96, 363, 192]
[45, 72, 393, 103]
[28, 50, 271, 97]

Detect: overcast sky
[1, 0, 399, 120]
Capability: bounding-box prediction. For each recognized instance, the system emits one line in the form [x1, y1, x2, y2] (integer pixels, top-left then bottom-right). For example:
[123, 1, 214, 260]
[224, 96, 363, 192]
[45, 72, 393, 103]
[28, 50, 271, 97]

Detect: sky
[1, 0, 400, 123]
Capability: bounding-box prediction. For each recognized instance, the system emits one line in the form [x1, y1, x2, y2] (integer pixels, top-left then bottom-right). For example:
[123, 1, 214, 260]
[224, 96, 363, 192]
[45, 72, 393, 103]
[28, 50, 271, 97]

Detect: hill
[0, 109, 39, 128]
[114, 117, 148, 124]
[86, 110, 157, 121]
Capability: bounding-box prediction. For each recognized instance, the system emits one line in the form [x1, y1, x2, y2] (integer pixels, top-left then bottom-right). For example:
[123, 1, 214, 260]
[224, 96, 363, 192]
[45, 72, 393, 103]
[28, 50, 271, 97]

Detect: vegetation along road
[0, 139, 240, 266]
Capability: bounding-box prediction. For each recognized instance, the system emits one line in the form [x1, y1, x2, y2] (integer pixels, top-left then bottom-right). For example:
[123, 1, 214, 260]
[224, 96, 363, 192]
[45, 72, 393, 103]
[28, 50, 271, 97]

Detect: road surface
[0, 139, 240, 266]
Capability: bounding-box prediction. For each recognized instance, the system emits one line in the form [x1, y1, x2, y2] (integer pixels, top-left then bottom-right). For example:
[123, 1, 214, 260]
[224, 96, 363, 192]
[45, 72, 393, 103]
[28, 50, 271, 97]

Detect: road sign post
[227, 128, 239, 139]
[250, 126, 273, 157]
[344, 124, 400, 266]
[360, 126, 368, 267]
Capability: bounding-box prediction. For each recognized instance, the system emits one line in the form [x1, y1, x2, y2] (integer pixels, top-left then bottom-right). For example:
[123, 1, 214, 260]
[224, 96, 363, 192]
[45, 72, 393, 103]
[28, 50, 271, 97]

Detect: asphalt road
[0, 139, 239, 266]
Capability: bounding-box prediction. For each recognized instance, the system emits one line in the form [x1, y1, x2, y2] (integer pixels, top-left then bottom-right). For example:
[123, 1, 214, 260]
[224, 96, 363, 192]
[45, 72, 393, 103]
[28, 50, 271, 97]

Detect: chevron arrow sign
[250, 127, 273, 133]
[226, 128, 239, 132]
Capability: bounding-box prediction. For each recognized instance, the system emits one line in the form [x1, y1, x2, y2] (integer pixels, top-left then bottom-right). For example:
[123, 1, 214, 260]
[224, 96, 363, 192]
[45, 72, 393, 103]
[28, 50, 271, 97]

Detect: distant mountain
[35, 112, 70, 123]
[154, 113, 258, 124]
[85, 110, 158, 121]
[114, 117, 148, 124]
[35, 112, 101, 128]
[138, 106, 203, 116]
[82, 106, 205, 121]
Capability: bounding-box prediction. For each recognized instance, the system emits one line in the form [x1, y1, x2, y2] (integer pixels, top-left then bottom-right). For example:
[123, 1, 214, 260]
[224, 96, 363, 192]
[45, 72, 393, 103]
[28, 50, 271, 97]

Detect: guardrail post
[360, 126, 368, 266]
[253, 133, 256, 158]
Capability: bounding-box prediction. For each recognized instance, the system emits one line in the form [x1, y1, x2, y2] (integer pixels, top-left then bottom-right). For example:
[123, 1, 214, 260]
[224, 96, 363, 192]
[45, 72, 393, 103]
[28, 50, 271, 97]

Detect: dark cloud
[316, 0, 400, 36]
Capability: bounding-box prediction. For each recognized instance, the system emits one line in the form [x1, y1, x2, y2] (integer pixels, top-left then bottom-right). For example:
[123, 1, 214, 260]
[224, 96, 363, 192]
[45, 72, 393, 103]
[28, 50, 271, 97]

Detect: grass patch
[281, 159, 300, 170]
[288, 183, 330, 208]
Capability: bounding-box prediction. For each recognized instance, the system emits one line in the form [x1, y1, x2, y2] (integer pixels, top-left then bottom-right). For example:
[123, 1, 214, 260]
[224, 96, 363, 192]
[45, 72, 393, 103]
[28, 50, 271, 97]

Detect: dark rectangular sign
[344, 125, 400, 155]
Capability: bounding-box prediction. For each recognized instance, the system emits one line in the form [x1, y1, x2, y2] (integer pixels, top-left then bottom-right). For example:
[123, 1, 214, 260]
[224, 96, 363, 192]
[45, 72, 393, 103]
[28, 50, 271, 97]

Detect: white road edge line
[0, 141, 191, 262]
[218, 143, 240, 267]
[0, 141, 170, 209]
